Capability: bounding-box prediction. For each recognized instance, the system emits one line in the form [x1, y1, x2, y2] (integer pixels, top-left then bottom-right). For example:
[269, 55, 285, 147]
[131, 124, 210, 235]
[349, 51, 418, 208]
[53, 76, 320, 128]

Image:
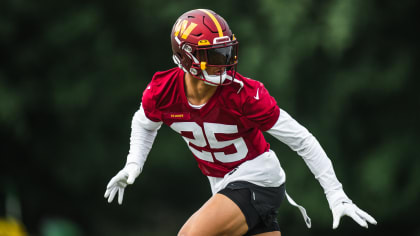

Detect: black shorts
[218, 181, 285, 235]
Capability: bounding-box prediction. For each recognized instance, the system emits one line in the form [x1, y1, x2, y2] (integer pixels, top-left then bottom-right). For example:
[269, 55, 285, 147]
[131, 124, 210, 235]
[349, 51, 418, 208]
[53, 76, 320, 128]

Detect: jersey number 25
[170, 122, 248, 163]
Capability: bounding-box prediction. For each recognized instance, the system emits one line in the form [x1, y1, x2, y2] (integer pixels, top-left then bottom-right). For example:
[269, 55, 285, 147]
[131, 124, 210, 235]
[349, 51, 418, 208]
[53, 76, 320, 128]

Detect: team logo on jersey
[254, 88, 260, 100]
[163, 112, 191, 120]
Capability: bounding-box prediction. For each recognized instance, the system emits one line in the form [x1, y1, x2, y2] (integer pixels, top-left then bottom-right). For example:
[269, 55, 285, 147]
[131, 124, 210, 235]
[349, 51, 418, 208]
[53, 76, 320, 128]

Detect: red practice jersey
[142, 67, 280, 177]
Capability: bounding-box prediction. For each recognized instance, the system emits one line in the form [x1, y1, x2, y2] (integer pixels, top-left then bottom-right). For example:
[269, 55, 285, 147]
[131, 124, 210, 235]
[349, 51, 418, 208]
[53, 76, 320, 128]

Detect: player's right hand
[104, 163, 141, 205]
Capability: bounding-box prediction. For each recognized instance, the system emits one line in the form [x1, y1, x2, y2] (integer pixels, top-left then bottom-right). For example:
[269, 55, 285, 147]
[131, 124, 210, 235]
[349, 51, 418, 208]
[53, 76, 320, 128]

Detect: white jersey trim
[188, 101, 206, 109]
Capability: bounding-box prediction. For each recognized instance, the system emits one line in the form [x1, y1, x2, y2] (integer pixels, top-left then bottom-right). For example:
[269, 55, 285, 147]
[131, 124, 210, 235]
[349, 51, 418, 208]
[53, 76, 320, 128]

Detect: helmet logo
[174, 19, 197, 39]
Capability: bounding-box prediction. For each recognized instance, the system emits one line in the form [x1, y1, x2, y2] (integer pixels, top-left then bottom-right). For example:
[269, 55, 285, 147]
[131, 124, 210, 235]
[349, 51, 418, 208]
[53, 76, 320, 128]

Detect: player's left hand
[331, 201, 377, 229]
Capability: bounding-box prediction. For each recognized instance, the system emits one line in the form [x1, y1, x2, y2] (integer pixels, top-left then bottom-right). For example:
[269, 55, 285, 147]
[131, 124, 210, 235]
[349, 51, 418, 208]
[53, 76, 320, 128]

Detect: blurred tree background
[1, 0, 419, 235]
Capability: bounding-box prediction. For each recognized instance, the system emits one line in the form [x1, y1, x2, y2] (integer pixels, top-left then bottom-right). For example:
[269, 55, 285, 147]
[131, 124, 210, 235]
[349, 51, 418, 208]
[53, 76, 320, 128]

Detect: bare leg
[178, 193, 248, 236]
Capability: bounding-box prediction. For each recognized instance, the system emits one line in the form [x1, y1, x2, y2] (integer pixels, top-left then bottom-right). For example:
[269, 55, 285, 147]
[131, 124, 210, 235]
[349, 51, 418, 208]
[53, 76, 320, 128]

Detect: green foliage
[1, 0, 419, 235]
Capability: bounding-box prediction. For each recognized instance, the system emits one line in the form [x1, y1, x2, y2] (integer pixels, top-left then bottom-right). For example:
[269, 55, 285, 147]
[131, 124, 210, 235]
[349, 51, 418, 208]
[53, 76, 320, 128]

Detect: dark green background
[1, 0, 419, 235]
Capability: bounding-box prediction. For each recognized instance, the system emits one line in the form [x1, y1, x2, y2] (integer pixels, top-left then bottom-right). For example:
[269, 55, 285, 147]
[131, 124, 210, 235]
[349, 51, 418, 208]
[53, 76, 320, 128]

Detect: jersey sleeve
[141, 81, 162, 122]
[242, 83, 280, 131]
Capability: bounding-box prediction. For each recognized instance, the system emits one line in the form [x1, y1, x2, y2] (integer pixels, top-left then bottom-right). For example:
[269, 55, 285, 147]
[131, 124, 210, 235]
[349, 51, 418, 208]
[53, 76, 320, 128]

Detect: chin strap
[223, 74, 244, 93]
[202, 70, 228, 85]
[233, 78, 244, 93]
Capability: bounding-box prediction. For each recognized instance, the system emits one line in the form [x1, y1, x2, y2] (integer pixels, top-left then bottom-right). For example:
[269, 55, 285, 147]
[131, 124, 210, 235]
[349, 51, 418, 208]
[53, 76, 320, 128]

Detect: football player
[104, 9, 377, 236]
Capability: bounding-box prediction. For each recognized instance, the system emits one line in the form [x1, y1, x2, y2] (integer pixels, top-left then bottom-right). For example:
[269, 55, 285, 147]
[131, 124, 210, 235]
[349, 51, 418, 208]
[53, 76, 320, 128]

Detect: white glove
[104, 163, 141, 205]
[332, 201, 377, 229]
[327, 189, 377, 229]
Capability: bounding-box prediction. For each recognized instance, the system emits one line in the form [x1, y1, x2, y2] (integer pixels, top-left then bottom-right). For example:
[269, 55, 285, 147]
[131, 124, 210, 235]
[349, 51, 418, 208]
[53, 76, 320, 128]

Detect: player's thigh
[253, 231, 281, 236]
[178, 193, 248, 236]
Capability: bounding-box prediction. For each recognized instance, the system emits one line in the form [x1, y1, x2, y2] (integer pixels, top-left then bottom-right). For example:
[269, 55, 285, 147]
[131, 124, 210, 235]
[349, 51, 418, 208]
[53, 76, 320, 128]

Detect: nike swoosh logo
[254, 88, 260, 100]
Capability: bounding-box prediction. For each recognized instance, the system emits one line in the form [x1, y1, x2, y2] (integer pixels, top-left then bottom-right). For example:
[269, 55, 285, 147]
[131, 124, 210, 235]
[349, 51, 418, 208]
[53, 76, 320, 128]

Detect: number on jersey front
[170, 122, 248, 163]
